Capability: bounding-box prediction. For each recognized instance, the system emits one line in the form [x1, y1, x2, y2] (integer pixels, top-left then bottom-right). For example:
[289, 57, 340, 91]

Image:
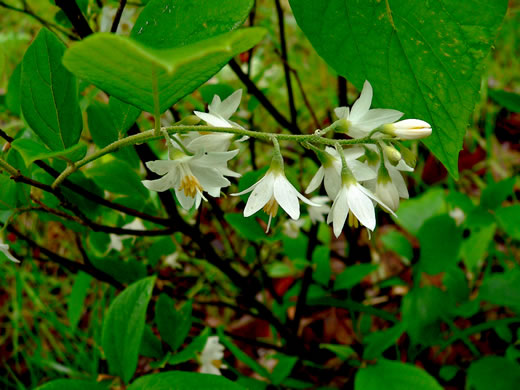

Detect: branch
[338, 76, 348, 107]
[110, 0, 128, 33]
[274, 0, 297, 127]
[54, 0, 93, 38]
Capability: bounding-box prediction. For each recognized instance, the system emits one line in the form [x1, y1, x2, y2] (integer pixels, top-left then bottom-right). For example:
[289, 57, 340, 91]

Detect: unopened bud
[381, 143, 401, 166]
[334, 118, 350, 133]
[398, 144, 417, 169]
[382, 119, 432, 140]
[177, 115, 201, 126]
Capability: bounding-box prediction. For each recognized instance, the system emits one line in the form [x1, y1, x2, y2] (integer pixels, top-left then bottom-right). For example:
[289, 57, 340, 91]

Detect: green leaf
[395, 188, 447, 235]
[11, 138, 87, 166]
[127, 371, 246, 390]
[363, 323, 405, 360]
[334, 264, 379, 291]
[320, 344, 356, 361]
[167, 328, 210, 366]
[34, 379, 108, 390]
[91, 257, 147, 285]
[418, 215, 461, 275]
[495, 205, 520, 240]
[67, 272, 92, 329]
[20, 28, 82, 151]
[131, 0, 253, 49]
[109, 97, 141, 136]
[355, 360, 442, 390]
[155, 294, 193, 351]
[86, 160, 147, 198]
[225, 213, 267, 241]
[479, 268, 520, 313]
[460, 208, 496, 268]
[140, 326, 164, 359]
[290, 0, 508, 178]
[271, 355, 299, 385]
[102, 276, 156, 383]
[6, 61, 22, 116]
[381, 230, 413, 261]
[489, 89, 520, 112]
[63, 29, 265, 113]
[467, 356, 520, 390]
[312, 246, 331, 285]
[481, 177, 516, 210]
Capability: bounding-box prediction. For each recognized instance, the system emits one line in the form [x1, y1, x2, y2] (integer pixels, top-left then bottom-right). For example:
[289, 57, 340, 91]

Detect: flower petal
[193, 111, 232, 128]
[243, 174, 274, 217]
[175, 188, 197, 210]
[323, 166, 341, 199]
[347, 184, 376, 230]
[348, 160, 377, 182]
[145, 160, 177, 175]
[349, 80, 373, 122]
[334, 106, 349, 119]
[330, 188, 349, 237]
[190, 166, 230, 189]
[357, 184, 397, 217]
[357, 108, 403, 131]
[388, 165, 409, 199]
[274, 176, 300, 219]
[231, 175, 265, 196]
[214, 89, 242, 119]
[305, 166, 325, 194]
[142, 171, 178, 192]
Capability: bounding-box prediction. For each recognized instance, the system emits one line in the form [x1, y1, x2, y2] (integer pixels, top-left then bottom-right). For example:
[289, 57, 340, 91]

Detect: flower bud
[177, 115, 201, 126]
[381, 143, 402, 166]
[334, 118, 351, 133]
[398, 144, 417, 169]
[382, 119, 432, 140]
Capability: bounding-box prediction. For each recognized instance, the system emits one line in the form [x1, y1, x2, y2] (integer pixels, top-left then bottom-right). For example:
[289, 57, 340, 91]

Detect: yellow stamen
[179, 175, 203, 198]
[263, 197, 279, 217]
[348, 212, 359, 228]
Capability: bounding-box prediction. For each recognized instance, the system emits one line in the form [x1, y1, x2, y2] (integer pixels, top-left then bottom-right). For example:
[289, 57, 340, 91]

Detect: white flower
[382, 119, 432, 140]
[108, 219, 146, 252]
[305, 146, 376, 199]
[142, 137, 239, 210]
[374, 161, 410, 212]
[200, 336, 226, 375]
[334, 81, 403, 139]
[283, 219, 306, 238]
[0, 241, 20, 263]
[232, 163, 318, 232]
[449, 208, 465, 226]
[308, 196, 331, 224]
[164, 252, 182, 269]
[328, 179, 395, 238]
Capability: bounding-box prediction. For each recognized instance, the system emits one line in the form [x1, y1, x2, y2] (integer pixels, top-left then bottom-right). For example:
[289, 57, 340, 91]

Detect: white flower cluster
[141, 82, 431, 237]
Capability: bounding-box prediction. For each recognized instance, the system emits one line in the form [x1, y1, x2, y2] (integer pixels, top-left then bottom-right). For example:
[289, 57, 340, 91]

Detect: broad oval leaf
[290, 0, 508, 178]
[355, 360, 442, 390]
[63, 29, 266, 114]
[11, 138, 87, 166]
[102, 276, 156, 383]
[20, 28, 83, 151]
[131, 0, 254, 48]
[34, 379, 107, 390]
[127, 371, 245, 390]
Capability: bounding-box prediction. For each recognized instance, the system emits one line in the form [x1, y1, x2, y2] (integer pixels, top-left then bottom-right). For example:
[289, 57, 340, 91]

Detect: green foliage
[355, 360, 442, 390]
[20, 28, 83, 151]
[467, 356, 520, 390]
[290, 0, 508, 178]
[63, 29, 265, 113]
[34, 379, 108, 390]
[127, 371, 246, 390]
[334, 264, 379, 290]
[102, 276, 156, 383]
[155, 294, 193, 351]
[11, 138, 87, 166]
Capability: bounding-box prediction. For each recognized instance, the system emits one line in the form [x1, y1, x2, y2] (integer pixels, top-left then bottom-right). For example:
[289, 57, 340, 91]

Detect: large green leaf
[290, 0, 508, 178]
[127, 371, 245, 390]
[467, 356, 520, 390]
[11, 138, 87, 166]
[355, 360, 442, 390]
[155, 294, 193, 351]
[102, 276, 156, 383]
[63, 29, 265, 114]
[34, 380, 107, 390]
[131, 0, 253, 49]
[20, 28, 82, 151]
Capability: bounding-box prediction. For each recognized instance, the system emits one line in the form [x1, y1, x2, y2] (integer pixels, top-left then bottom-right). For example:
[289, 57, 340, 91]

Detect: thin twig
[338, 76, 348, 107]
[55, 0, 93, 38]
[110, 0, 127, 33]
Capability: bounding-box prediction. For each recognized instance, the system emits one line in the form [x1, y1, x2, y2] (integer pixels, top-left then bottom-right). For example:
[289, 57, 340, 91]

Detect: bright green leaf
[363, 323, 405, 360]
[67, 272, 92, 329]
[102, 276, 156, 383]
[355, 360, 442, 390]
[131, 0, 253, 49]
[334, 264, 379, 291]
[34, 380, 107, 390]
[290, 0, 508, 178]
[381, 230, 413, 261]
[6, 61, 22, 116]
[481, 177, 516, 210]
[225, 213, 267, 241]
[20, 28, 82, 151]
[127, 371, 246, 390]
[489, 89, 520, 112]
[495, 205, 520, 240]
[11, 138, 87, 166]
[467, 356, 520, 390]
[63, 29, 266, 113]
[479, 268, 520, 313]
[320, 344, 356, 361]
[109, 97, 141, 136]
[395, 188, 447, 235]
[86, 160, 147, 198]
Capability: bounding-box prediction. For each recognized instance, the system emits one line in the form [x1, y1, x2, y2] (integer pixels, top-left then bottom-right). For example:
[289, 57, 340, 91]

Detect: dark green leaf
[67, 272, 92, 329]
[489, 89, 520, 112]
[34, 379, 108, 390]
[102, 276, 156, 383]
[479, 268, 520, 313]
[63, 29, 266, 113]
[127, 371, 246, 390]
[481, 177, 516, 210]
[11, 138, 87, 166]
[290, 0, 508, 178]
[467, 356, 520, 390]
[381, 230, 413, 261]
[363, 323, 405, 360]
[155, 294, 193, 351]
[86, 160, 147, 198]
[6, 61, 21, 115]
[460, 208, 496, 268]
[140, 326, 164, 359]
[225, 213, 267, 241]
[91, 257, 147, 285]
[334, 264, 379, 291]
[131, 0, 253, 49]
[312, 246, 331, 285]
[167, 328, 210, 366]
[271, 355, 298, 385]
[109, 97, 141, 136]
[495, 205, 520, 240]
[320, 344, 356, 361]
[418, 215, 461, 275]
[355, 360, 442, 390]
[20, 28, 82, 151]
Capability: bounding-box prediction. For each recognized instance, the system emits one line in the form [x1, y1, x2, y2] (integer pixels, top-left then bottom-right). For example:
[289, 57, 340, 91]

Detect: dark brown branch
[54, 0, 93, 38]
[338, 76, 348, 107]
[274, 0, 297, 127]
[110, 0, 128, 33]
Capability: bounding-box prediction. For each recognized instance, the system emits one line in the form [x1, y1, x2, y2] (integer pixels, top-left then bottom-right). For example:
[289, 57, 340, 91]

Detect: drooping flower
[0, 241, 20, 263]
[305, 146, 376, 199]
[199, 336, 226, 375]
[381, 119, 432, 140]
[334, 81, 403, 139]
[375, 162, 409, 212]
[142, 135, 239, 210]
[164, 252, 182, 269]
[192, 89, 246, 152]
[107, 219, 146, 253]
[232, 149, 317, 232]
[307, 196, 331, 224]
